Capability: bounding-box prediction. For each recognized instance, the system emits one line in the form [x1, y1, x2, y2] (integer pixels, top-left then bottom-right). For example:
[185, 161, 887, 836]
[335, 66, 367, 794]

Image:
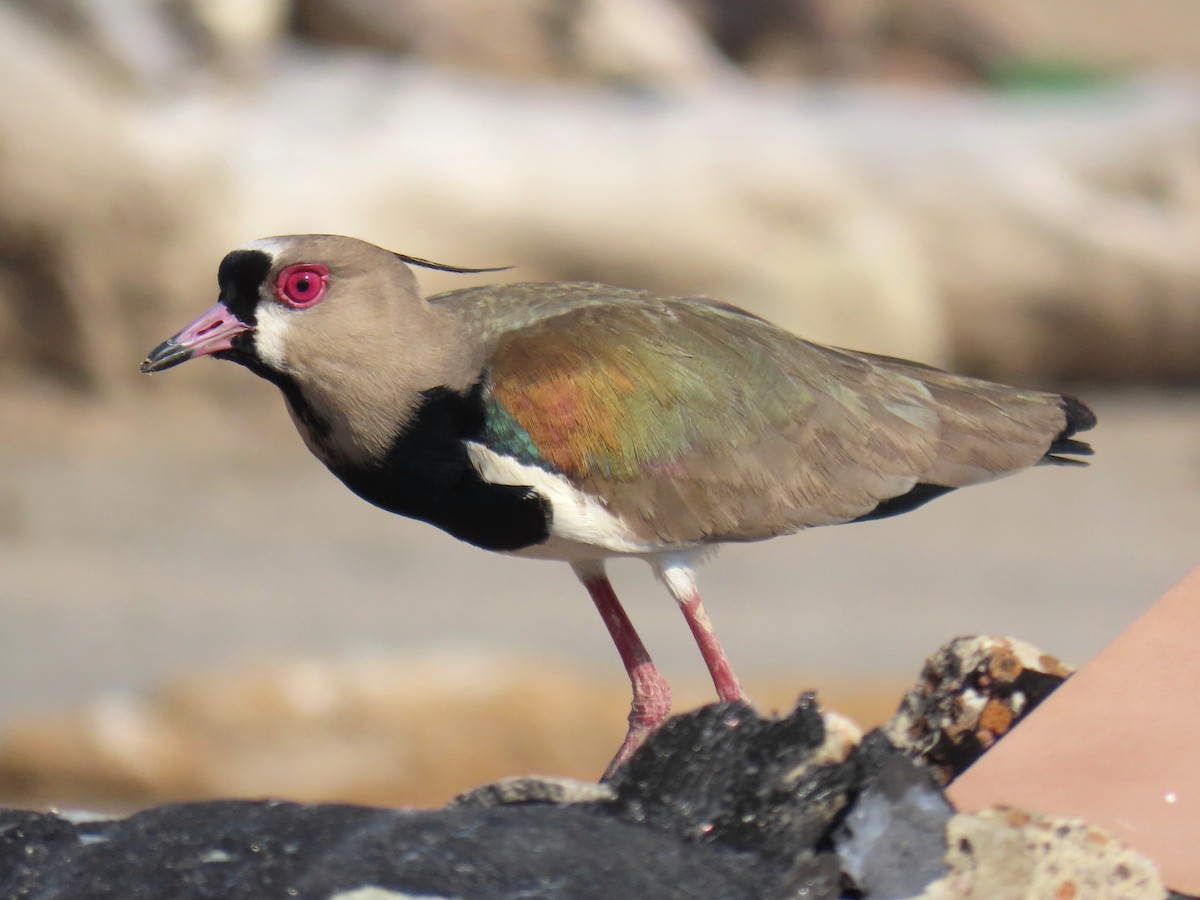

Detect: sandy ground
[1, 379, 1198, 729]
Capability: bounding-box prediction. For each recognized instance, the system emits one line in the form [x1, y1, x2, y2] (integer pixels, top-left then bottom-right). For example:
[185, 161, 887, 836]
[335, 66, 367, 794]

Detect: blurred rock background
[2, 0, 1199, 810]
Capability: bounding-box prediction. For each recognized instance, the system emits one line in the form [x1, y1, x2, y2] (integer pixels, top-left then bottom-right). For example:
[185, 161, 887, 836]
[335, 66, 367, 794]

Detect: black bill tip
[140, 339, 193, 374]
[139, 301, 252, 375]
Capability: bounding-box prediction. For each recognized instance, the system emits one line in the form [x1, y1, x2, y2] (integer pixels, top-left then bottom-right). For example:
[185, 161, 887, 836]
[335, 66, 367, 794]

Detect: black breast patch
[330, 384, 552, 552]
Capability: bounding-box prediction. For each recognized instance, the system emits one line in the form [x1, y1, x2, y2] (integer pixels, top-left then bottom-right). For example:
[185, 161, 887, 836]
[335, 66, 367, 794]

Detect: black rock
[0, 799, 823, 900]
[0, 697, 970, 899]
[605, 693, 853, 863]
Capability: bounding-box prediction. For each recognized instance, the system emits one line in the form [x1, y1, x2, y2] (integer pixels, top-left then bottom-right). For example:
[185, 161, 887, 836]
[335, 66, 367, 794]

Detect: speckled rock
[885, 636, 1072, 785]
[920, 808, 1168, 899]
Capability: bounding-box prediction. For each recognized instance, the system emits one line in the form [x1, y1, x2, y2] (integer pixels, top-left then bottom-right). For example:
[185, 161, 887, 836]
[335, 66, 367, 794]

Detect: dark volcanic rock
[0, 699, 873, 900]
[606, 693, 853, 863]
[6, 664, 1156, 899]
[0, 798, 819, 899]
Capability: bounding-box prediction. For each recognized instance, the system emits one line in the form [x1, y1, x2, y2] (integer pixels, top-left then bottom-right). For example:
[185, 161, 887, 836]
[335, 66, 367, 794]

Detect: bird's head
[141, 234, 503, 382]
[142, 234, 508, 464]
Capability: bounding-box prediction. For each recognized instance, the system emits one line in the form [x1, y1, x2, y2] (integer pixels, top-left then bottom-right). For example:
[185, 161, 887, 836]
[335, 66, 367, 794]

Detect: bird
[141, 234, 1095, 778]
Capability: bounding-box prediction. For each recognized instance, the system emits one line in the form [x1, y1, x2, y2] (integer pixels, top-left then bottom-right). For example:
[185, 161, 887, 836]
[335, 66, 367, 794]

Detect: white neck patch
[252, 298, 291, 372]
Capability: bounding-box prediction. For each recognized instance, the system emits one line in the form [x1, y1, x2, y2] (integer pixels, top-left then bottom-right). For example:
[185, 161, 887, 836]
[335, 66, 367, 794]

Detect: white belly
[465, 442, 680, 560]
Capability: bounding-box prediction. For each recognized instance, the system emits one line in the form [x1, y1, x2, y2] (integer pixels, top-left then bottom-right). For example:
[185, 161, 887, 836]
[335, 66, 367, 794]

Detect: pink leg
[572, 561, 672, 778]
[655, 558, 747, 703]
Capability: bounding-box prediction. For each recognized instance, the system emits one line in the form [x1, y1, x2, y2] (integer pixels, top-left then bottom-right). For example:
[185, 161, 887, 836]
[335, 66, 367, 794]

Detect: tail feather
[1059, 394, 1098, 436]
[1041, 394, 1096, 466]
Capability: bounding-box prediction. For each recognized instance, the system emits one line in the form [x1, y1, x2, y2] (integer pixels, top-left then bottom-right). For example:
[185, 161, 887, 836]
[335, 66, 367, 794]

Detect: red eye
[275, 264, 329, 308]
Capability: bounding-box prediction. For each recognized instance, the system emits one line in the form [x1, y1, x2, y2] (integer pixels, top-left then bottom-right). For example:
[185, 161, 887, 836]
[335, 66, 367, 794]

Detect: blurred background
[1, 0, 1199, 811]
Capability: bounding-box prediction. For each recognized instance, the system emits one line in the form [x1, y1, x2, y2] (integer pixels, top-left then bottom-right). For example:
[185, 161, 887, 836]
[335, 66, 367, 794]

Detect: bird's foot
[602, 663, 672, 781]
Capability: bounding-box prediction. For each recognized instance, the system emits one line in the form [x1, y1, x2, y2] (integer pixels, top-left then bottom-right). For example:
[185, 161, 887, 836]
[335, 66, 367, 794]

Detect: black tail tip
[1060, 394, 1097, 437]
[1043, 394, 1096, 466]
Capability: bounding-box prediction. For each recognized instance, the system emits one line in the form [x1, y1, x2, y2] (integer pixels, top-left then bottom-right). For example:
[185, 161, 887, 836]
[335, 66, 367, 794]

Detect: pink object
[577, 571, 673, 779]
[676, 586, 745, 703]
[948, 566, 1200, 894]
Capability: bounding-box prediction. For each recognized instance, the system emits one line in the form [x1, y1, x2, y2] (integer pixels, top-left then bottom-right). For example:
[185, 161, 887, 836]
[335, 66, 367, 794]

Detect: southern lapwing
[142, 234, 1095, 777]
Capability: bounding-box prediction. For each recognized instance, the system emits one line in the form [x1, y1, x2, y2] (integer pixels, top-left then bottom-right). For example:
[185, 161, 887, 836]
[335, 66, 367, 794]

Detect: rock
[0, 684, 1178, 898]
[834, 732, 954, 899]
[0, 700, 872, 899]
[450, 775, 615, 808]
[605, 694, 857, 860]
[0, 800, 818, 899]
[885, 636, 1072, 786]
[920, 808, 1167, 899]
